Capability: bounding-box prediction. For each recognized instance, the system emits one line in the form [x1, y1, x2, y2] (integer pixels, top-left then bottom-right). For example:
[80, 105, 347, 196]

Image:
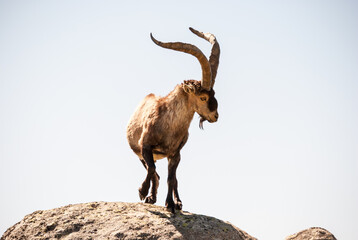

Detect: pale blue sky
[1, 1, 357, 239]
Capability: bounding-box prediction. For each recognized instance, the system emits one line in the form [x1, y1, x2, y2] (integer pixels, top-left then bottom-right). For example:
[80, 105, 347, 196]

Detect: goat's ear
[183, 84, 195, 94]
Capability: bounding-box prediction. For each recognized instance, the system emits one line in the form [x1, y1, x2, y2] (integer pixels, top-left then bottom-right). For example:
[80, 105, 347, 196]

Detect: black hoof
[138, 187, 149, 201]
[175, 201, 182, 210]
[166, 206, 175, 213]
[144, 195, 156, 204]
[166, 201, 175, 213]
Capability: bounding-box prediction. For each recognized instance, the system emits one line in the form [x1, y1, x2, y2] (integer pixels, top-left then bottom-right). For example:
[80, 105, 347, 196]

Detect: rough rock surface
[1, 202, 257, 240]
[285, 227, 337, 240]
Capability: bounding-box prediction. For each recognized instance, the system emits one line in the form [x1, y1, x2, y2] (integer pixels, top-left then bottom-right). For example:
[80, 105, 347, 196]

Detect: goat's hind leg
[146, 170, 159, 204]
[138, 145, 157, 202]
[138, 158, 160, 204]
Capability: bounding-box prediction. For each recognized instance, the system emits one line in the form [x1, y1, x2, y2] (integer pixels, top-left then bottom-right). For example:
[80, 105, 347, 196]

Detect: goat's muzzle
[199, 113, 218, 129]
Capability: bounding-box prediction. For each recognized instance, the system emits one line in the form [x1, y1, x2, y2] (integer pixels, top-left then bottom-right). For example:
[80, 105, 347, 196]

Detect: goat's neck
[164, 85, 195, 129]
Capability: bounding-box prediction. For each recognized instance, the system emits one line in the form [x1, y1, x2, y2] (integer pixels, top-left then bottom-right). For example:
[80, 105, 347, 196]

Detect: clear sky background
[1, 1, 357, 239]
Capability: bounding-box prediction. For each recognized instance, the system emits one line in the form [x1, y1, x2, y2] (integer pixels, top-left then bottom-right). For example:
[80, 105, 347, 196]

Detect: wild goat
[126, 27, 220, 213]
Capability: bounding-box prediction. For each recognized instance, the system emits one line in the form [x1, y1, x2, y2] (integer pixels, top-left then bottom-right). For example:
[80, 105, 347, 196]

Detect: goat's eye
[200, 96, 207, 102]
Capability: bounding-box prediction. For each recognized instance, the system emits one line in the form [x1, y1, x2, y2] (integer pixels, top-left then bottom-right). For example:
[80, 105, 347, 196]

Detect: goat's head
[181, 80, 218, 129]
[151, 27, 220, 129]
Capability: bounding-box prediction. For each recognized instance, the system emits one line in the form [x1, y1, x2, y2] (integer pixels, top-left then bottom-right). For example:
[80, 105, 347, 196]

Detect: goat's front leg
[138, 145, 155, 201]
[166, 152, 181, 213]
[173, 172, 182, 210]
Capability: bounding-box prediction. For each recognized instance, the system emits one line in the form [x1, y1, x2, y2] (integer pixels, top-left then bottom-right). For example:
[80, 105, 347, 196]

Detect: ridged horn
[150, 33, 212, 91]
[189, 27, 220, 88]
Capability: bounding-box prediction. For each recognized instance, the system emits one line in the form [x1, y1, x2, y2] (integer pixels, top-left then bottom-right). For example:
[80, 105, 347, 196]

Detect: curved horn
[189, 27, 220, 88]
[150, 33, 212, 91]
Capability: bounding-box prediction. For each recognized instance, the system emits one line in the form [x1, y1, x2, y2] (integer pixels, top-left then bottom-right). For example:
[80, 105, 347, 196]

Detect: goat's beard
[199, 117, 206, 130]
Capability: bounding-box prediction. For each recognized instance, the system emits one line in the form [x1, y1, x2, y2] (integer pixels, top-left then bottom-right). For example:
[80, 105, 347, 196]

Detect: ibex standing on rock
[126, 27, 220, 213]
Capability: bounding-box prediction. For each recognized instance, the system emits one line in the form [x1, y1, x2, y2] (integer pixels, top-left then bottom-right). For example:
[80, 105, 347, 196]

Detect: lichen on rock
[285, 227, 337, 240]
